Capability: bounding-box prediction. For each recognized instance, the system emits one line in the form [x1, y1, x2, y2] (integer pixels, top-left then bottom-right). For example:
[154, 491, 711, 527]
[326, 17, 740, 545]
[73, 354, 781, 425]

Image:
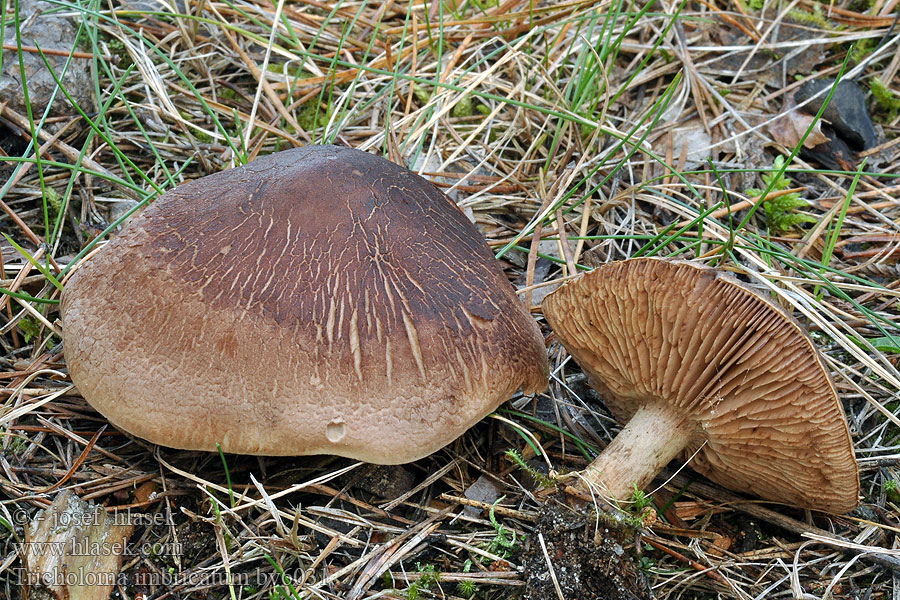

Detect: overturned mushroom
[542, 258, 858, 513]
[61, 145, 548, 464]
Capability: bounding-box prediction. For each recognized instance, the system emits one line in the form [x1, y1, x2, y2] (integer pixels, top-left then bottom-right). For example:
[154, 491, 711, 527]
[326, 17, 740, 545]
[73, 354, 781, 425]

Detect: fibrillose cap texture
[61, 145, 548, 463]
[542, 258, 858, 513]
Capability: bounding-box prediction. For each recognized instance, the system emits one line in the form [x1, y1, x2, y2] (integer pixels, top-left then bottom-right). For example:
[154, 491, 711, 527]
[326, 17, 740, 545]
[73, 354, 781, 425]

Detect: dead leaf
[768, 109, 831, 150]
[705, 532, 733, 557]
[131, 481, 158, 505]
[23, 491, 133, 600]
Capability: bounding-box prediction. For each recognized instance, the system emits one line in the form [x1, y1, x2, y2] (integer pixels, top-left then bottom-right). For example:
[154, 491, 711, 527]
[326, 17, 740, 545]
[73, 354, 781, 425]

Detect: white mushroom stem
[579, 402, 693, 502]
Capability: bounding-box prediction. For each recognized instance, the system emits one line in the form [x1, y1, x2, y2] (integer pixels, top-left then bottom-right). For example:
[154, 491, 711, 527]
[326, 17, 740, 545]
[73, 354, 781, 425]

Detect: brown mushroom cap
[542, 258, 858, 513]
[61, 145, 548, 463]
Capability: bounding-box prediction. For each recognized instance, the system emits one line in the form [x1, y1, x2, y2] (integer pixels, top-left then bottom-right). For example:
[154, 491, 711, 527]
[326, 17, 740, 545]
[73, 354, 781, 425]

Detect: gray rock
[106, 198, 142, 228]
[671, 125, 711, 170]
[462, 474, 501, 517]
[0, 0, 94, 117]
[795, 78, 877, 150]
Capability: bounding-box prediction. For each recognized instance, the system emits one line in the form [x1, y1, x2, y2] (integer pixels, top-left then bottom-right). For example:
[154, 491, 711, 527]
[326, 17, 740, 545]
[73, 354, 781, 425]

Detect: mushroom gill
[542, 258, 858, 513]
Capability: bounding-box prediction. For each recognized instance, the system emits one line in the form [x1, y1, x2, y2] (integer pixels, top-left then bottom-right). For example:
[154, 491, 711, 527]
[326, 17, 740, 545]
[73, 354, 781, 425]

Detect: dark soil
[521, 500, 653, 600]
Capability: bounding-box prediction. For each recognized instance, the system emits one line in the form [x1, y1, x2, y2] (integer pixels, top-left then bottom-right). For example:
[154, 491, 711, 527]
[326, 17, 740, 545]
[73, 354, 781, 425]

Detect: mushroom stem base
[578, 402, 692, 503]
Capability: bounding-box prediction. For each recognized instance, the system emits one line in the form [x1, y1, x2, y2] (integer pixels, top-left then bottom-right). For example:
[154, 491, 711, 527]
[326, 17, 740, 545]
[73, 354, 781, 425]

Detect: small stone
[463, 474, 501, 518]
[795, 78, 877, 150]
[0, 0, 94, 117]
[106, 199, 142, 229]
[671, 126, 711, 169]
[353, 464, 415, 500]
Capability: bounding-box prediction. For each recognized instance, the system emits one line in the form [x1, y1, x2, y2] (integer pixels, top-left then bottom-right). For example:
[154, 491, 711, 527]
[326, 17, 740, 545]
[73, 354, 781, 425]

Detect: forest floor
[1, 0, 900, 598]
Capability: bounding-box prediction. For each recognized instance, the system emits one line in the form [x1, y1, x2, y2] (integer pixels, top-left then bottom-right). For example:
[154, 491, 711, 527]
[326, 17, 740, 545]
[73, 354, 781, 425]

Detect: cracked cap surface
[61, 145, 548, 463]
[542, 258, 858, 513]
